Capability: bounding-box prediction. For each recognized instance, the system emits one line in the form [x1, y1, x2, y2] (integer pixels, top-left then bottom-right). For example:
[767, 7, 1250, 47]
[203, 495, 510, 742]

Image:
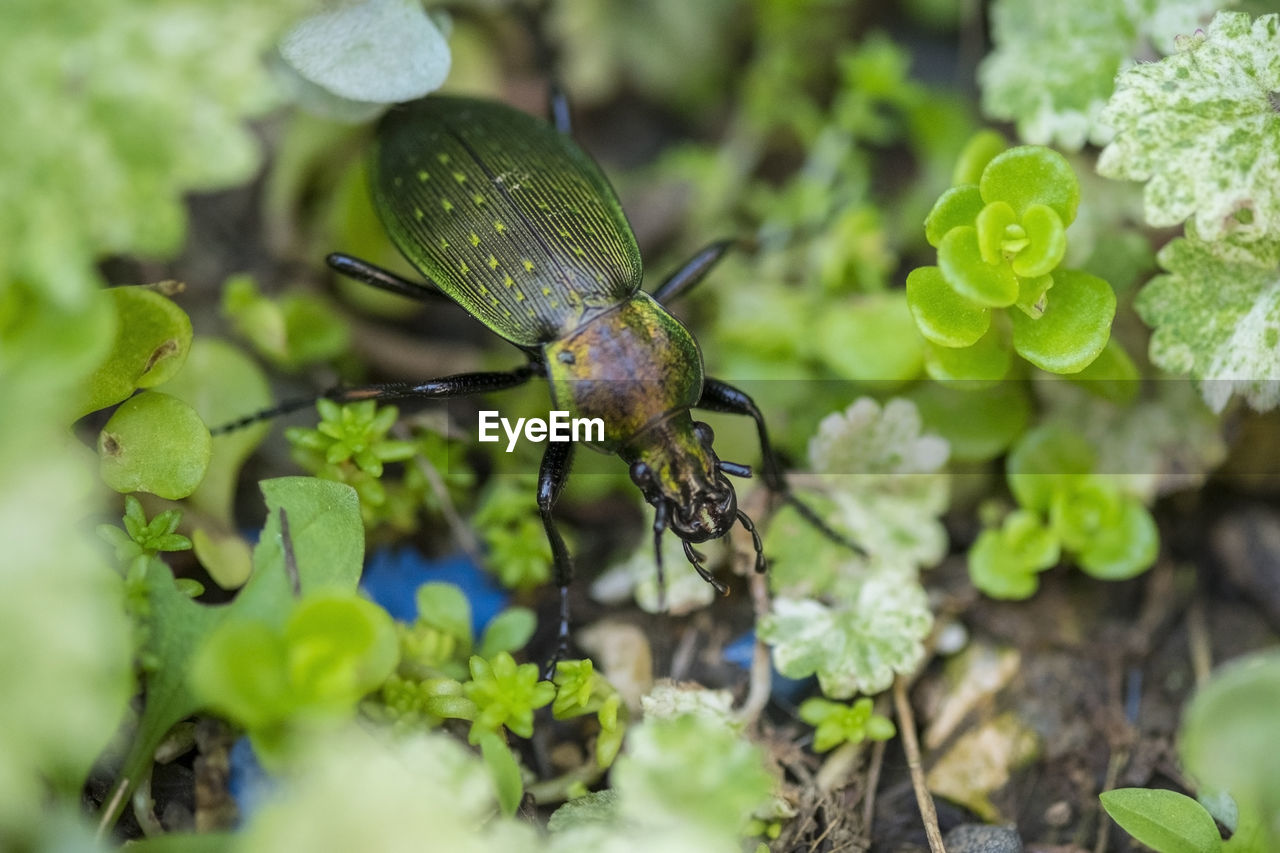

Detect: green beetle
[228, 93, 854, 651]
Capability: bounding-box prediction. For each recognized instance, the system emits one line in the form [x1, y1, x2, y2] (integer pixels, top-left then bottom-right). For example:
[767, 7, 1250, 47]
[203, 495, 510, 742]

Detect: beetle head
[627, 417, 737, 543]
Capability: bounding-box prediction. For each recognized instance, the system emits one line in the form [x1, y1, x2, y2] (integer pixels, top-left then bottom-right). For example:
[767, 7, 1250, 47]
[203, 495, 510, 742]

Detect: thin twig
[1186, 596, 1213, 687]
[1093, 747, 1129, 853]
[862, 735, 887, 838]
[893, 677, 946, 853]
[395, 422, 484, 564]
[737, 568, 774, 726]
[96, 777, 130, 841]
[280, 508, 300, 598]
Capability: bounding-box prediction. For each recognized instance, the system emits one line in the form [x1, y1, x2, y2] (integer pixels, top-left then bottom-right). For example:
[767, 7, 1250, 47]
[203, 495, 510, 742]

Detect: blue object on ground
[227, 737, 270, 823]
[723, 630, 814, 704]
[360, 547, 509, 637]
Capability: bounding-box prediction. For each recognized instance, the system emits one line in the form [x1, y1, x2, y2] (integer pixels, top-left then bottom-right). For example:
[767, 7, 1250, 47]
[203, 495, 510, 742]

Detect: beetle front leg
[537, 439, 576, 672]
[696, 377, 864, 555]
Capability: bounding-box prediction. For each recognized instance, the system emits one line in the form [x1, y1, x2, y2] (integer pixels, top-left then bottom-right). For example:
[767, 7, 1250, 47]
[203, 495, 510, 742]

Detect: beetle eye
[693, 421, 714, 445]
[629, 461, 653, 487]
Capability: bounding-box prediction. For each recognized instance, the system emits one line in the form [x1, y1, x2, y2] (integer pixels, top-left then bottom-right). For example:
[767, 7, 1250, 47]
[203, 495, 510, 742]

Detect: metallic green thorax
[372, 97, 643, 347]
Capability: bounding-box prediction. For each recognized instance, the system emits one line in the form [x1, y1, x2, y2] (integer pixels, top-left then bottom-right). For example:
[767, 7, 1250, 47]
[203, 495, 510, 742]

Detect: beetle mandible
[224, 89, 857, 654]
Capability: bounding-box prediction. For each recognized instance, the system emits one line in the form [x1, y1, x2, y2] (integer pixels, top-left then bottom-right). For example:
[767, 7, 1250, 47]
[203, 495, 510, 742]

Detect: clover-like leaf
[799, 697, 896, 752]
[1010, 269, 1115, 374]
[1137, 236, 1280, 412]
[968, 510, 1061, 600]
[760, 580, 933, 698]
[925, 185, 985, 247]
[980, 146, 1080, 224]
[923, 325, 1013, 384]
[906, 266, 991, 348]
[938, 226, 1020, 307]
[1074, 498, 1159, 581]
[1098, 12, 1280, 241]
[1007, 424, 1096, 512]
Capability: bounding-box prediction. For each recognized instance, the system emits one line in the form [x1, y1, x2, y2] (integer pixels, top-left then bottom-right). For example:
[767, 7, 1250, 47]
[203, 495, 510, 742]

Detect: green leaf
[975, 200, 1019, 265]
[925, 184, 985, 247]
[938, 226, 1020, 307]
[908, 381, 1033, 463]
[416, 582, 474, 649]
[157, 339, 270, 505]
[1136, 236, 1280, 412]
[907, 266, 991, 348]
[1098, 12, 1280, 241]
[477, 607, 537, 659]
[1100, 788, 1222, 853]
[1180, 650, 1280, 850]
[476, 730, 524, 817]
[924, 326, 1013, 383]
[98, 391, 211, 500]
[1013, 204, 1067, 278]
[816, 291, 925, 385]
[1007, 425, 1096, 512]
[547, 790, 620, 833]
[968, 522, 1057, 600]
[952, 130, 1007, 186]
[1010, 269, 1115, 374]
[0, 0, 311, 301]
[613, 715, 774, 838]
[1075, 498, 1159, 581]
[979, 146, 1080, 224]
[79, 286, 193, 417]
[760, 581, 933, 697]
[278, 0, 451, 106]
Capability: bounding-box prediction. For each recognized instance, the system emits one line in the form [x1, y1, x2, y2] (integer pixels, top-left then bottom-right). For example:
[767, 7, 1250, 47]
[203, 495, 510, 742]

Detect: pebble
[942, 823, 1023, 853]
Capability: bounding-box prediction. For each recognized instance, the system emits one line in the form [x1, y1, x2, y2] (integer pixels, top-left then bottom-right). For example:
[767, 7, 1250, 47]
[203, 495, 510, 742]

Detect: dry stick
[893, 677, 946, 853]
[862, 736, 887, 839]
[1093, 747, 1129, 853]
[96, 778, 130, 840]
[1186, 596, 1213, 687]
[737, 568, 774, 725]
[393, 422, 484, 565]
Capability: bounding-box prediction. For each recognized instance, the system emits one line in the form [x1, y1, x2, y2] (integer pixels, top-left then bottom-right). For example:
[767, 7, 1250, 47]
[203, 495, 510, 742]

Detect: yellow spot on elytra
[441, 199, 454, 213]
[514, 290, 525, 302]
[502, 309, 511, 318]
[459, 261, 470, 275]
[417, 170, 430, 182]
[490, 296, 500, 306]
[571, 245, 585, 257]
[439, 238, 449, 250]
[478, 284, 489, 295]
[541, 287, 552, 296]
[522, 259, 535, 272]
[493, 221, 506, 233]
[472, 193, 486, 206]
[453, 171, 467, 184]
[393, 176, 403, 188]
[527, 308, 537, 318]
[437, 153, 451, 164]
[469, 232, 480, 247]
[557, 228, 570, 237]
[414, 208, 425, 221]
[536, 200, 550, 211]
[503, 274, 514, 287]
[488, 255, 499, 269]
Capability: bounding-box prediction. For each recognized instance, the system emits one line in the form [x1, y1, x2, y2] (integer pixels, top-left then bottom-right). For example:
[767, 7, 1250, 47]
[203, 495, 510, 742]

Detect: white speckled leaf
[980, 0, 1234, 150]
[1137, 236, 1280, 412]
[279, 0, 450, 104]
[1097, 12, 1280, 240]
[760, 580, 933, 698]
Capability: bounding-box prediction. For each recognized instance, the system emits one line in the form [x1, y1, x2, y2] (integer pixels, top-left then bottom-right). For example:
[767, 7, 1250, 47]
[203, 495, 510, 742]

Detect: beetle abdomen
[372, 97, 644, 346]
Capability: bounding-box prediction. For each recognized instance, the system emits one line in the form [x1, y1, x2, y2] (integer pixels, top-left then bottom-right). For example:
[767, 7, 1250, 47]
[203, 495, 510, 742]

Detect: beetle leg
[213, 365, 539, 434]
[682, 540, 728, 595]
[696, 377, 865, 556]
[652, 502, 669, 612]
[326, 252, 448, 301]
[736, 510, 768, 574]
[537, 440, 576, 672]
[651, 239, 735, 304]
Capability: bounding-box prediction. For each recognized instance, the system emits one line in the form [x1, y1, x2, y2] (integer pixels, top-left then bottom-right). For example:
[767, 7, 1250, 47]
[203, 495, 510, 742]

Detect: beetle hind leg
[537, 440, 576, 676]
[682, 540, 728, 596]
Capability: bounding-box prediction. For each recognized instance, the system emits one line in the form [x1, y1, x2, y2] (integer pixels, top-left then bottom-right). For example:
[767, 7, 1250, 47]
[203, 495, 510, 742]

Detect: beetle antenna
[736, 510, 767, 574]
[717, 460, 752, 478]
[652, 503, 668, 612]
[683, 540, 728, 595]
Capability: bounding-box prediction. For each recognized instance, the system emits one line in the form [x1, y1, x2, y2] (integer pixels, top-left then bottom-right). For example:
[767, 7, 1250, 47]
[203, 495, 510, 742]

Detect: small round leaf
[99, 392, 212, 499]
[938, 226, 1019, 307]
[975, 200, 1018, 266]
[1007, 425, 1095, 512]
[906, 266, 990, 347]
[1076, 499, 1158, 581]
[80, 286, 193, 417]
[925, 185, 985, 247]
[924, 326, 1012, 383]
[1012, 204, 1067, 278]
[968, 529, 1041, 600]
[1011, 269, 1115, 374]
[980, 146, 1080, 224]
[952, 130, 1007, 186]
[817, 291, 925, 385]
